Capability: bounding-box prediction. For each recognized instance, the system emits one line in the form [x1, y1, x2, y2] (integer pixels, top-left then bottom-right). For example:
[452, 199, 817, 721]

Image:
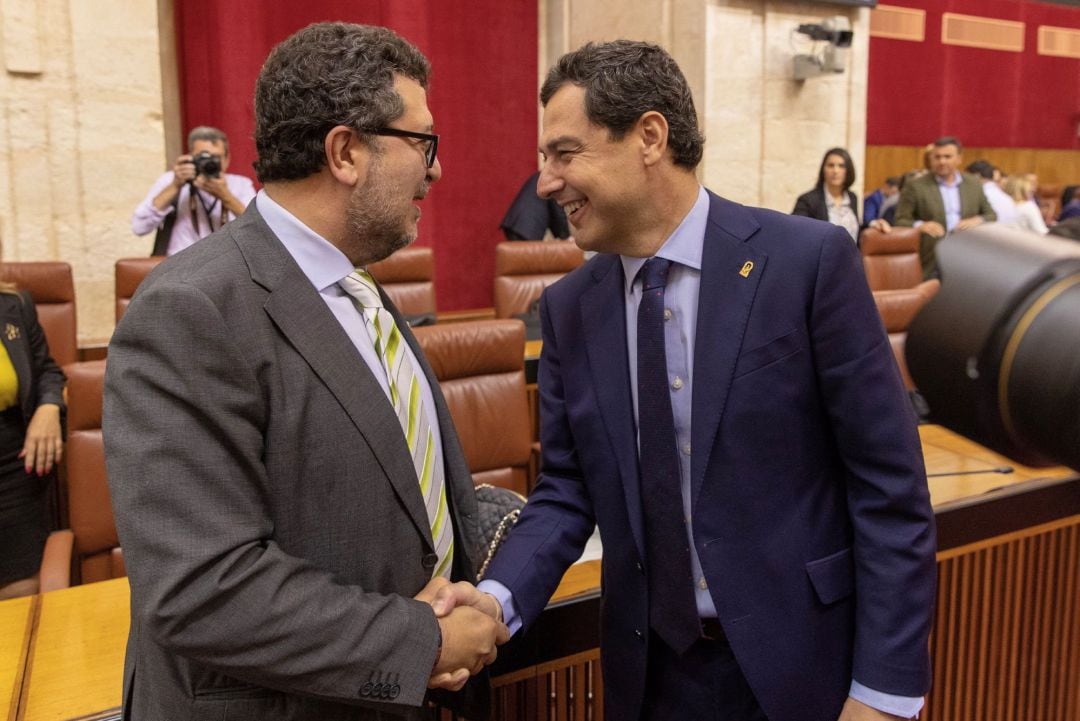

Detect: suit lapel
[580, 257, 646, 559]
[234, 209, 434, 549]
[922, 176, 946, 223]
[691, 193, 766, 506]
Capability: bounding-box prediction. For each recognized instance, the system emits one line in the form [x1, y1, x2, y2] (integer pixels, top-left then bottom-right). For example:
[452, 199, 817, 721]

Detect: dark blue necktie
[636, 257, 701, 654]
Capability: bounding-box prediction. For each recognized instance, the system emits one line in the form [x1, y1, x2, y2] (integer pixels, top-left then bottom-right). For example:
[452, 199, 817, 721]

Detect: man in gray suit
[104, 23, 506, 721]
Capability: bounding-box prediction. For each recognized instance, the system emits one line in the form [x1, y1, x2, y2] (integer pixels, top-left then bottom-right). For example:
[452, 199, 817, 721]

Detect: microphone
[926, 466, 1013, 478]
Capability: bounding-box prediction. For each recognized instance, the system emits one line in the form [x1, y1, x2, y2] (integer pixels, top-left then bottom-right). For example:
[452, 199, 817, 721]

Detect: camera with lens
[192, 150, 222, 178]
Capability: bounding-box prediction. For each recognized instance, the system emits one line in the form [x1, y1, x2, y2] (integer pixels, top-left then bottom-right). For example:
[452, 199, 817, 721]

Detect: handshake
[415, 578, 511, 691]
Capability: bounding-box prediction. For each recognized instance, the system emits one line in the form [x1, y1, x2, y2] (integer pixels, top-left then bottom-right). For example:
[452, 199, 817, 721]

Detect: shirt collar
[621, 185, 708, 294]
[256, 189, 354, 292]
[936, 172, 963, 188]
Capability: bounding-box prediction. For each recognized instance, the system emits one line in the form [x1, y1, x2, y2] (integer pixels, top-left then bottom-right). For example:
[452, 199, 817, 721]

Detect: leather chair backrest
[63, 360, 124, 583]
[0, 262, 77, 366]
[860, 227, 923, 292]
[116, 257, 164, 322]
[413, 320, 531, 494]
[367, 246, 436, 315]
[493, 242, 584, 318]
[872, 279, 940, 390]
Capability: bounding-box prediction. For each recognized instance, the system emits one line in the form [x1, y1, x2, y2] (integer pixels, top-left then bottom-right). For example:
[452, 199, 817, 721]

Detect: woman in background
[0, 270, 65, 600]
[1002, 176, 1049, 235]
[792, 147, 890, 241]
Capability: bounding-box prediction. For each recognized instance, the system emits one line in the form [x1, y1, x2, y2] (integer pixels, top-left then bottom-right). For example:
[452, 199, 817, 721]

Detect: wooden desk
[1, 595, 33, 721]
[7, 426, 1074, 721]
[19, 578, 128, 721]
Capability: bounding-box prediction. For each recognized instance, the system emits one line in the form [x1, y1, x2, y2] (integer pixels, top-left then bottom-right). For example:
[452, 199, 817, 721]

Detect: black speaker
[906, 225, 1080, 470]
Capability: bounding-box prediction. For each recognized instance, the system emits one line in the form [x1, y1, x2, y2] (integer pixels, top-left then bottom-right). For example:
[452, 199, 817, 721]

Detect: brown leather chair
[860, 227, 923, 292]
[367, 246, 436, 315]
[53, 360, 124, 584]
[0, 262, 77, 366]
[413, 320, 532, 494]
[873, 281, 940, 390]
[116, 257, 164, 321]
[493, 241, 584, 318]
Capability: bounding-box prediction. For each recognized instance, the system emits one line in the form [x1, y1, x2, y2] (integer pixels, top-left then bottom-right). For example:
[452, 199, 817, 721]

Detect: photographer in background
[131, 126, 256, 256]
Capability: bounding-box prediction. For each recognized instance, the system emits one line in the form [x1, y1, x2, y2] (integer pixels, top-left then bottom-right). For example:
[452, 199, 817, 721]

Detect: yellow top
[0, 341, 19, 410]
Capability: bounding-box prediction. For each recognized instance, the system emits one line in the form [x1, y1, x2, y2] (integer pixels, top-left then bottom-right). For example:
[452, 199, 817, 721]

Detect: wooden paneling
[870, 5, 926, 42]
[492, 650, 601, 721]
[865, 146, 1080, 200]
[941, 13, 1025, 53]
[927, 516, 1080, 721]
[1038, 25, 1080, 60]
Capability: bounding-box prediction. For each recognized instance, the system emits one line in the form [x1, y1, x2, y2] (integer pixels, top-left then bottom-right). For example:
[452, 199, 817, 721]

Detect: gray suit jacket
[103, 204, 483, 720]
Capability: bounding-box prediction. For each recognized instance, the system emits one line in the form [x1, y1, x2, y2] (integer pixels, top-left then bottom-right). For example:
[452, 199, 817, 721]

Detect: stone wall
[0, 0, 167, 346]
[541, 0, 871, 211]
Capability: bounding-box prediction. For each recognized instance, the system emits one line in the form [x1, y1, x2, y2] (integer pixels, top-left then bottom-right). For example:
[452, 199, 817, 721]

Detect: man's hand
[954, 216, 984, 232]
[867, 219, 892, 233]
[172, 154, 196, 187]
[429, 580, 502, 622]
[416, 578, 508, 691]
[433, 605, 509, 685]
[19, 404, 62, 476]
[837, 696, 913, 721]
[193, 174, 245, 216]
[919, 221, 946, 238]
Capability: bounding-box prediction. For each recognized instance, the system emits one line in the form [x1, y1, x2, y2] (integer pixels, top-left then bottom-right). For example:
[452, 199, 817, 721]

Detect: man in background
[863, 175, 899, 224]
[106, 23, 504, 721]
[966, 160, 1016, 226]
[894, 136, 996, 278]
[131, 126, 256, 255]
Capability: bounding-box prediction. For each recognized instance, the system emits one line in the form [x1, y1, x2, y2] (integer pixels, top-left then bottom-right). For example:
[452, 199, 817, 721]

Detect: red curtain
[868, 0, 1080, 149]
[175, 1, 539, 310]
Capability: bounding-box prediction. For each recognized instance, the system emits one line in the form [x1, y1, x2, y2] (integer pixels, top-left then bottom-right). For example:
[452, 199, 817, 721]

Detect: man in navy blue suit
[453, 40, 935, 721]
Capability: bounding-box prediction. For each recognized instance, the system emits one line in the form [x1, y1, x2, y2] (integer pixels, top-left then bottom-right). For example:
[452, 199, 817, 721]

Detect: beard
[345, 153, 425, 266]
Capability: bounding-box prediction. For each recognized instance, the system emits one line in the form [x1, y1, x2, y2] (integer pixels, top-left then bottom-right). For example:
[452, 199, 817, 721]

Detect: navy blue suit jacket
[484, 192, 936, 721]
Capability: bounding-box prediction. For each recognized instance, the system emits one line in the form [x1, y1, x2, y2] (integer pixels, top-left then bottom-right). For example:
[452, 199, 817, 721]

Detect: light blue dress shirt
[938, 172, 963, 231]
[480, 186, 921, 718]
[255, 190, 445, 463]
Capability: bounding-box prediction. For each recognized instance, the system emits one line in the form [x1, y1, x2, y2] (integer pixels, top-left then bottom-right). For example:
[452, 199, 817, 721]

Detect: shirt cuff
[912, 220, 923, 228]
[849, 680, 924, 718]
[476, 579, 522, 636]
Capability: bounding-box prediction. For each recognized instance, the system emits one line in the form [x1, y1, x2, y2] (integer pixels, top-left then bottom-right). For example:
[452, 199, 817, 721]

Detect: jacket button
[636, 562, 644, 574]
[371, 682, 384, 698]
[388, 683, 401, 699]
[422, 553, 438, 570]
[359, 682, 373, 697]
[634, 629, 644, 641]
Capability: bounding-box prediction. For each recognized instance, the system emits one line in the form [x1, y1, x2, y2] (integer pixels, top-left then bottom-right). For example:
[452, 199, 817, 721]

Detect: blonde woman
[1002, 176, 1049, 235]
[0, 260, 65, 600]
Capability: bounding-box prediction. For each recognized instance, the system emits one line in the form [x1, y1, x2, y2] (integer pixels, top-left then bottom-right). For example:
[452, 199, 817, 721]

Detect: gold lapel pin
[5, 323, 19, 340]
[739, 261, 754, 278]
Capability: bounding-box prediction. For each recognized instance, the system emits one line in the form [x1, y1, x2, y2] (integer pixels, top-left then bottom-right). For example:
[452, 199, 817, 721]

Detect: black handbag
[474, 484, 526, 578]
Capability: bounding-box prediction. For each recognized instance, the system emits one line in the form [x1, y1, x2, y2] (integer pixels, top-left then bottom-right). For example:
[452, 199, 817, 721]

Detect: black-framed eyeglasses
[373, 128, 439, 168]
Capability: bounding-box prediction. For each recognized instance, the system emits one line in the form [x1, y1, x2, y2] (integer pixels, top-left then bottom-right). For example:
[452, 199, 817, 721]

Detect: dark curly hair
[253, 22, 430, 183]
[540, 40, 704, 170]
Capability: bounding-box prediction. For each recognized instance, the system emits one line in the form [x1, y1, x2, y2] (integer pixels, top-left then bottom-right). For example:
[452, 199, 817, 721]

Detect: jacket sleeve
[809, 228, 936, 696]
[481, 290, 598, 627]
[19, 292, 65, 410]
[791, 191, 815, 218]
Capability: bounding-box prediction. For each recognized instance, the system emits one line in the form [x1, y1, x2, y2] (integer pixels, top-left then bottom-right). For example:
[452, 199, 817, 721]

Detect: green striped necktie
[339, 269, 453, 579]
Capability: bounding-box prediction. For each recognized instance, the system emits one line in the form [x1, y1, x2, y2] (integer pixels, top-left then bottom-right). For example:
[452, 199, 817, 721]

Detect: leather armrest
[38, 529, 74, 591]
